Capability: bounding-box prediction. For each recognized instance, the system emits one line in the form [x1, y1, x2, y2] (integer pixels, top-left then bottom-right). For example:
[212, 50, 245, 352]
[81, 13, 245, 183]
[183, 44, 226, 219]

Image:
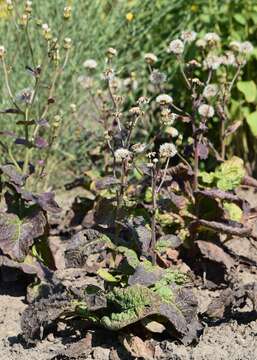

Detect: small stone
[93, 347, 110, 360]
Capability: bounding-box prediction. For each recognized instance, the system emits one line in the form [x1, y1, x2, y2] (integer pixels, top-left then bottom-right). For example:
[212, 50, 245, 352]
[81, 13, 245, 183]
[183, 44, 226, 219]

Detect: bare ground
[1, 283, 257, 360]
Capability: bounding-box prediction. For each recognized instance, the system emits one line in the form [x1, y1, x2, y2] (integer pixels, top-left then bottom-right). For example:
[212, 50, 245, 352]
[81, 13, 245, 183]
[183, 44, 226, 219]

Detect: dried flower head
[203, 84, 218, 98]
[156, 94, 173, 106]
[131, 143, 146, 154]
[63, 6, 72, 19]
[129, 106, 142, 116]
[240, 41, 254, 54]
[16, 88, 33, 104]
[204, 32, 220, 45]
[160, 109, 177, 126]
[181, 30, 197, 43]
[0, 46, 5, 58]
[144, 53, 158, 64]
[103, 68, 115, 81]
[150, 69, 166, 85]
[114, 148, 132, 162]
[167, 39, 184, 55]
[64, 37, 72, 49]
[198, 104, 215, 118]
[159, 143, 177, 158]
[137, 96, 150, 106]
[167, 126, 179, 137]
[20, 13, 29, 26]
[83, 59, 98, 70]
[42, 23, 52, 40]
[107, 47, 118, 58]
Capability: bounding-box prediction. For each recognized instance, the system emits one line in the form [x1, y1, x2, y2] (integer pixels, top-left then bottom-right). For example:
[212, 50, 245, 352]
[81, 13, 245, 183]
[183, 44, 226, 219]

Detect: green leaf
[97, 268, 119, 283]
[237, 81, 257, 103]
[215, 156, 245, 191]
[223, 202, 243, 222]
[199, 171, 215, 184]
[233, 14, 246, 25]
[246, 111, 257, 136]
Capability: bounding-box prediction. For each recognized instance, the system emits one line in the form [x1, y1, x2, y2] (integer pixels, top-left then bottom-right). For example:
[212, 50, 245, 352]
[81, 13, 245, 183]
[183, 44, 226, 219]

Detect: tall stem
[151, 166, 157, 265]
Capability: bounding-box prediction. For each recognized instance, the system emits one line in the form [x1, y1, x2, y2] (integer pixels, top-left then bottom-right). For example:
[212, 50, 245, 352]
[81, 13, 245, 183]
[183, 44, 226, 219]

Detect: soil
[1, 281, 257, 360]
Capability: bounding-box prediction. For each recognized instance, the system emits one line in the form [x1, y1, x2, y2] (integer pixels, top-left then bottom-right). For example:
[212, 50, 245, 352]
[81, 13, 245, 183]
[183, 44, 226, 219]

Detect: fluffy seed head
[203, 84, 218, 99]
[144, 53, 158, 64]
[0, 46, 5, 58]
[181, 30, 197, 43]
[114, 148, 132, 162]
[167, 39, 184, 55]
[150, 70, 166, 85]
[240, 41, 254, 54]
[198, 104, 215, 118]
[159, 143, 177, 158]
[204, 54, 222, 70]
[83, 59, 98, 70]
[204, 32, 220, 45]
[156, 94, 173, 106]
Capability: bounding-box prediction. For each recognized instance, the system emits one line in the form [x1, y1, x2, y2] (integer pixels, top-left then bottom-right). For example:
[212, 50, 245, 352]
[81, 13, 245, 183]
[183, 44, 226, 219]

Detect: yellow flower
[191, 4, 198, 12]
[126, 12, 133, 22]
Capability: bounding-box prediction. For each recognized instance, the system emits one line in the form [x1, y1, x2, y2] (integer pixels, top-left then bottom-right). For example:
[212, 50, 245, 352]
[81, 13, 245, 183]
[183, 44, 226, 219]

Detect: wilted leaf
[95, 176, 120, 190]
[141, 318, 166, 333]
[224, 121, 242, 137]
[196, 240, 235, 270]
[156, 234, 182, 252]
[1, 164, 25, 186]
[34, 192, 61, 213]
[0, 210, 47, 261]
[121, 334, 154, 360]
[128, 264, 164, 286]
[191, 219, 251, 237]
[0, 255, 52, 280]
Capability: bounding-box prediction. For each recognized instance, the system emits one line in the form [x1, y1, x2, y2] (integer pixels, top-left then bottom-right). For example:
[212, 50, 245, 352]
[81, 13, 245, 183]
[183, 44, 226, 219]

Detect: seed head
[159, 143, 177, 158]
[198, 104, 215, 118]
[144, 53, 158, 64]
[203, 32, 220, 46]
[196, 39, 207, 48]
[150, 69, 166, 85]
[64, 37, 72, 49]
[167, 39, 184, 55]
[203, 84, 218, 99]
[240, 41, 254, 54]
[131, 143, 146, 154]
[83, 59, 98, 70]
[204, 54, 222, 70]
[114, 148, 131, 162]
[181, 30, 197, 43]
[156, 94, 173, 106]
[106, 47, 118, 58]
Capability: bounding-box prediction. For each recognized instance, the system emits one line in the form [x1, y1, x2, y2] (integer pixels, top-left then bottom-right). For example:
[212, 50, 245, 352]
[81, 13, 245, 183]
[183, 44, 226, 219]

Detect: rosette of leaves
[200, 156, 245, 191]
[0, 165, 61, 279]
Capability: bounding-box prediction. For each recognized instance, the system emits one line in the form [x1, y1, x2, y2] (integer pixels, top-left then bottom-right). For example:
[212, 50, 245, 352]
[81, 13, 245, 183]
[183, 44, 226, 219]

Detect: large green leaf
[237, 81, 257, 103]
[0, 210, 47, 262]
[246, 111, 257, 136]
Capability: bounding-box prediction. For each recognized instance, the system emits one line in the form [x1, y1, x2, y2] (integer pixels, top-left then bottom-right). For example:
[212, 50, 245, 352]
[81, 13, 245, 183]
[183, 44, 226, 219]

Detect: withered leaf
[1, 164, 25, 186]
[95, 176, 120, 190]
[0, 255, 52, 281]
[121, 334, 154, 360]
[0, 210, 47, 261]
[197, 142, 209, 160]
[224, 121, 242, 137]
[196, 240, 235, 270]
[34, 192, 61, 213]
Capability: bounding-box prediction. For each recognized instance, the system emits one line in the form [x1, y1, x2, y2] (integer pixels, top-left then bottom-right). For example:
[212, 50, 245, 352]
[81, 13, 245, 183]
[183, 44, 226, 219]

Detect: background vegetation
[0, 0, 257, 187]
